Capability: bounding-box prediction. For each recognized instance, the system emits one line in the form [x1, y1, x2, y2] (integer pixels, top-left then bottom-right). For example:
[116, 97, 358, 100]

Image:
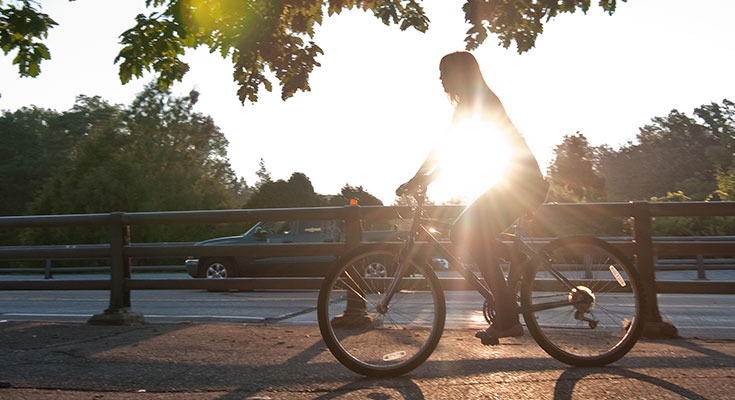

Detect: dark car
[185, 219, 409, 279]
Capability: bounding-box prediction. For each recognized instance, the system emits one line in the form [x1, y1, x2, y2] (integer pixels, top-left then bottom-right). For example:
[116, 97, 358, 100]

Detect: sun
[428, 117, 512, 204]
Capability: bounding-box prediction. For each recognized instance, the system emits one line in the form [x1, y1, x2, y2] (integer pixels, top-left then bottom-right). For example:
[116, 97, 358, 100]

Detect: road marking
[145, 314, 265, 320]
[672, 326, 735, 329]
[4, 313, 93, 317]
[2, 313, 266, 321]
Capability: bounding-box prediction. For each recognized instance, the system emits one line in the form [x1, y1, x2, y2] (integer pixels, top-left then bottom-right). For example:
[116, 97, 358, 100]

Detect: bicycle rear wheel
[520, 236, 645, 366]
[317, 247, 445, 377]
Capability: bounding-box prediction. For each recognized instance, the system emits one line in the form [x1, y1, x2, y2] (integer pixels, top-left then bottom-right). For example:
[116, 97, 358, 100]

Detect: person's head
[439, 51, 486, 105]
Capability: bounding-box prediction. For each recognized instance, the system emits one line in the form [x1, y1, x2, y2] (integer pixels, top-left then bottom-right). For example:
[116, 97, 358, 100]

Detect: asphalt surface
[3, 271, 735, 339]
[2, 271, 735, 398]
[1, 322, 735, 399]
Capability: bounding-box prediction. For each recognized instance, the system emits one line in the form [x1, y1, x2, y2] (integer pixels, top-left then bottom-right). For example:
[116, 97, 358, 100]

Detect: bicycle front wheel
[317, 247, 445, 377]
[520, 236, 645, 366]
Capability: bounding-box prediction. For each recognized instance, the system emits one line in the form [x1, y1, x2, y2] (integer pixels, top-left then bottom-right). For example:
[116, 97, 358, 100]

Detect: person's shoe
[474, 324, 524, 346]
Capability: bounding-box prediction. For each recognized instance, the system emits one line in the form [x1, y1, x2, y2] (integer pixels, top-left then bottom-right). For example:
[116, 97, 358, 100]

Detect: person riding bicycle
[396, 51, 549, 345]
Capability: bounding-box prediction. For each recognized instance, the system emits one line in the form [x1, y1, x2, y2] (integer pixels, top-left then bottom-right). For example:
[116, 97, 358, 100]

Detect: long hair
[439, 51, 488, 106]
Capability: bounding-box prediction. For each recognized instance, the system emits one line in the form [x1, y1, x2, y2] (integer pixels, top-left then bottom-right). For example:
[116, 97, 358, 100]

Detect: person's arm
[396, 149, 440, 196]
[414, 148, 439, 178]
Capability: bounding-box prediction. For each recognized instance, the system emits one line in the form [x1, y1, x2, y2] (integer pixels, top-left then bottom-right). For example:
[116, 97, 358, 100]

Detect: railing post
[583, 254, 593, 280]
[331, 205, 374, 329]
[631, 201, 677, 338]
[344, 204, 362, 248]
[696, 254, 707, 280]
[44, 259, 53, 279]
[88, 212, 143, 325]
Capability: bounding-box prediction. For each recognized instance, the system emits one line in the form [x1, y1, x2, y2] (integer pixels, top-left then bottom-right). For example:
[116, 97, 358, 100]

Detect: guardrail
[3, 241, 731, 279]
[1, 201, 735, 335]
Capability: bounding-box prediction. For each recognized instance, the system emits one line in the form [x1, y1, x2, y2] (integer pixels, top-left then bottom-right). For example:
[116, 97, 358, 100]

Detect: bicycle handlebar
[395, 168, 440, 198]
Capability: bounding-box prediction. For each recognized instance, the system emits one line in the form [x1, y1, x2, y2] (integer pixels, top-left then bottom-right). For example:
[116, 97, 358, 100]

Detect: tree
[24, 84, 245, 244]
[244, 171, 322, 209]
[0, 0, 56, 77]
[254, 158, 272, 188]
[3, 0, 626, 103]
[463, 0, 626, 53]
[0, 96, 120, 217]
[0, 106, 65, 217]
[598, 100, 735, 201]
[547, 133, 605, 202]
[327, 184, 383, 206]
[649, 190, 735, 236]
[716, 167, 735, 201]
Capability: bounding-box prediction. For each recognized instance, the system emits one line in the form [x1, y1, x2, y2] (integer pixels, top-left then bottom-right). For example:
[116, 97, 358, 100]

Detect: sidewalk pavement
[1, 321, 735, 399]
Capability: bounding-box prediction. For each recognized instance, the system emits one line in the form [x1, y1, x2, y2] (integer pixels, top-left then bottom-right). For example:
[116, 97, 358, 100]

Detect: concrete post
[44, 259, 53, 280]
[88, 212, 143, 325]
[344, 204, 362, 248]
[631, 201, 677, 338]
[696, 254, 707, 280]
[331, 205, 375, 329]
[583, 254, 593, 280]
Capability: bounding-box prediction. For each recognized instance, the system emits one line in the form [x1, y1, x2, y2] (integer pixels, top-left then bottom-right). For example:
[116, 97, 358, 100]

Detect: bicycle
[317, 178, 645, 377]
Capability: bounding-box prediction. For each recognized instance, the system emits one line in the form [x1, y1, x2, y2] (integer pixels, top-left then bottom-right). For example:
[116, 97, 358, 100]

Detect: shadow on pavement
[553, 367, 708, 400]
[1, 323, 733, 398]
[647, 337, 735, 360]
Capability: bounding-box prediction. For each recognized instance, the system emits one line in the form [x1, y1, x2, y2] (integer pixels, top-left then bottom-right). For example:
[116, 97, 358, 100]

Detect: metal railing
[1, 201, 735, 327]
[5, 252, 732, 279]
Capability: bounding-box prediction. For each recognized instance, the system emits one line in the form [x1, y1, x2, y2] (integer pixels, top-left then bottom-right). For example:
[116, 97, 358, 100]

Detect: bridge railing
[1, 201, 734, 332]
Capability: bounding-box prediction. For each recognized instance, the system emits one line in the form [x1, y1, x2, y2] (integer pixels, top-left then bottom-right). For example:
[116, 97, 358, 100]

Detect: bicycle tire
[317, 245, 446, 377]
[520, 236, 645, 366]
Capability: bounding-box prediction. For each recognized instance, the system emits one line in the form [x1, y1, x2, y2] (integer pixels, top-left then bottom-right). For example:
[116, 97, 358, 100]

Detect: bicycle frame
[378, 189, 581, 314]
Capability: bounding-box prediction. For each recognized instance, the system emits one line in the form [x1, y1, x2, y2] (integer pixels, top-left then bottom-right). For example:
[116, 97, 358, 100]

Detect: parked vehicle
[186, 219, 437, 279]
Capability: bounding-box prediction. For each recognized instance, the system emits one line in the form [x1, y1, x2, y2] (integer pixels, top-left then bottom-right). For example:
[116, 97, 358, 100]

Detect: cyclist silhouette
[397, 51, 549, 344]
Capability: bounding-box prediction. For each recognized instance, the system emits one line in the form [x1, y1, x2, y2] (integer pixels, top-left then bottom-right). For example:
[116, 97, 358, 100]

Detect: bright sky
[2, 0, 735, 205]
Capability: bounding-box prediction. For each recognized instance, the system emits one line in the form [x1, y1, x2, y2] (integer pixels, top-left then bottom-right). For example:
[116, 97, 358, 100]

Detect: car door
[289, 220, 342, 276]
[246, 220, 342, 277]
[244, 220, 296, 276]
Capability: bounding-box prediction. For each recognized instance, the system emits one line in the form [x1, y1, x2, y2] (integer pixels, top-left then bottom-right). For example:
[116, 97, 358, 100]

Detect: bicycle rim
[317, 248, 445, 377]
[521, 237, 644, 366]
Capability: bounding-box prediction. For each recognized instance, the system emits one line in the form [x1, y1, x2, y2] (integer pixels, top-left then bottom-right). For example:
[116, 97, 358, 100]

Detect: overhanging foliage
[2, 0, 627, 103]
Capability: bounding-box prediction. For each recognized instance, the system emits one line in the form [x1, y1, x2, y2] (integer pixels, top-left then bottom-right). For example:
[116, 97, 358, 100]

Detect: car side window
[260, 221, 291, 235]
[320, 220, 345, 242]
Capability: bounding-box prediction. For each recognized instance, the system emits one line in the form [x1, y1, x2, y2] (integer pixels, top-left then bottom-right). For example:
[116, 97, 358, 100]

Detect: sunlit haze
[429, 118, 511, 204]
[2, 0, 734, 205]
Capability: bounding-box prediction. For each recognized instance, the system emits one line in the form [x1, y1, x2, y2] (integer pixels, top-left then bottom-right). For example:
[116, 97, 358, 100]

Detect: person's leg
[471, 242, 520, 330]
[452, 188, 524, 343]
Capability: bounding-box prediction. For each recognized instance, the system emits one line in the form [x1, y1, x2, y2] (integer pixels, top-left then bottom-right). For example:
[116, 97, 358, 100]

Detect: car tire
[200, 258, 234, 291]
[361, 252, 397, 278]
[201, 258, 233, 279]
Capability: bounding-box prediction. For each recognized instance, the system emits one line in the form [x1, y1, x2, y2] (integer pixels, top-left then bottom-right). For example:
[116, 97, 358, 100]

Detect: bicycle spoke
[521, 237, 643, 366]
[318, 249, 445, 377]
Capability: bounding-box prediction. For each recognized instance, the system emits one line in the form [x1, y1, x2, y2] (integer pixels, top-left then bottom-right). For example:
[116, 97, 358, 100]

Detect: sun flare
[428, 117, 512, 204]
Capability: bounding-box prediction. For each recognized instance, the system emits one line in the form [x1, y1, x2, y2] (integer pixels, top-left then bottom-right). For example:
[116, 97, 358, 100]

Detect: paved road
[2, 273, 735, 398]
[2, 322, 735, 399]
[2, 272, 735, 339]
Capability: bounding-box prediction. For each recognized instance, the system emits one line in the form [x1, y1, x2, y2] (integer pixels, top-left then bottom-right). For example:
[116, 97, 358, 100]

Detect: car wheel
[362, 253, 395, 278]
[201, 258, 233, 279]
